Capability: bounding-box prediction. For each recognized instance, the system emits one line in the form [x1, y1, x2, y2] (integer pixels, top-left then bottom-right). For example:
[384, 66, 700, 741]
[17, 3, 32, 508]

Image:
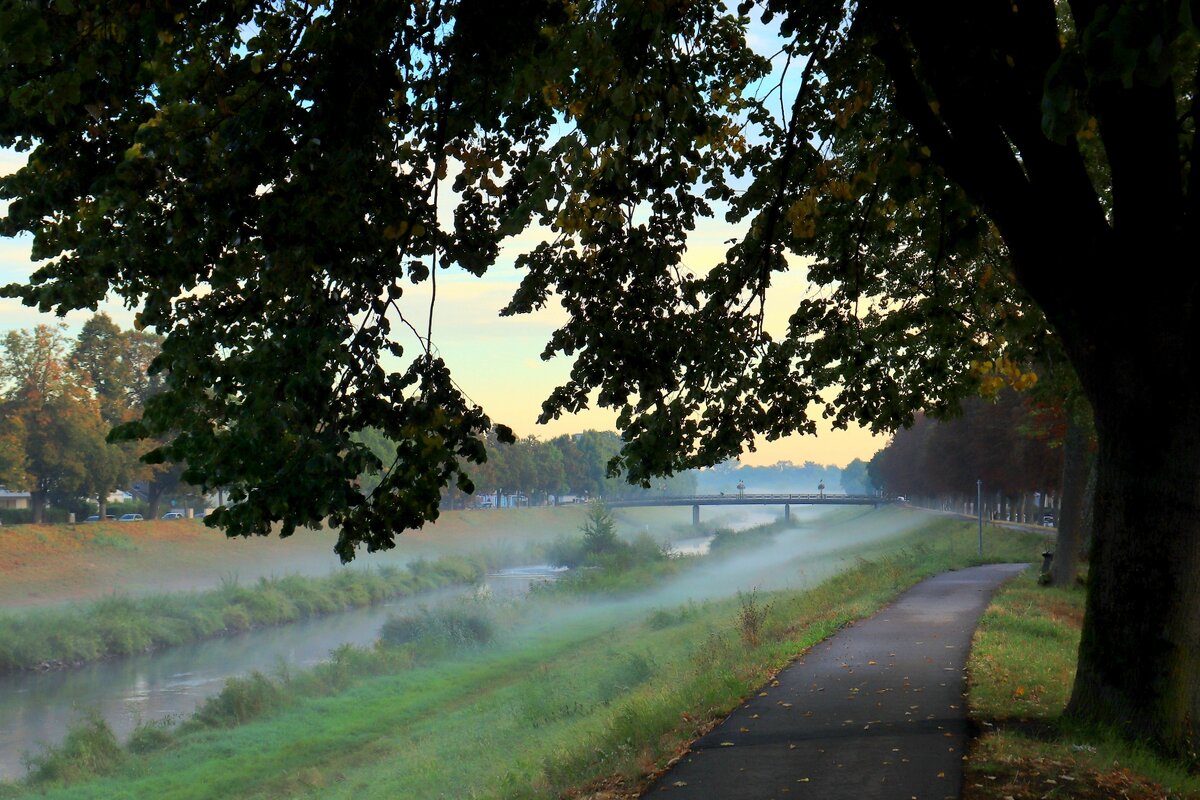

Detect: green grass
[87, 531, 139, 552]
[0, 512, 1047, 799]
[0, 556, 486, 671]
[966, 571, 1200, 799]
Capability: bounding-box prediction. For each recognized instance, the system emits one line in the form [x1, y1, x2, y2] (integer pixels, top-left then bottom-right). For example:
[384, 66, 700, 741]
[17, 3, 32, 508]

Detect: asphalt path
[643, 563, 1028, 800]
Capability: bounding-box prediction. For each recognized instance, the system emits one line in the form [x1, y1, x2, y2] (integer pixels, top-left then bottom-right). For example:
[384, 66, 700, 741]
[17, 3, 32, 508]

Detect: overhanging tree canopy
[1, 0, 1196, 757]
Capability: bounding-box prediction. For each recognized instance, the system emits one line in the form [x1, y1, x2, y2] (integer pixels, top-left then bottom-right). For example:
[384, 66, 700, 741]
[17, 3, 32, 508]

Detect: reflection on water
[0, 573, 544, 780]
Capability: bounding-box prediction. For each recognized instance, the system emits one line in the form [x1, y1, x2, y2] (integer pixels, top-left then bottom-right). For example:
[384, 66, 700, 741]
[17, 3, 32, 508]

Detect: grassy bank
[0, 556, 484, 672]
[965, 571, 1200, 799]
[0, 507, 703, 609]
[1, 513, 1046, 799]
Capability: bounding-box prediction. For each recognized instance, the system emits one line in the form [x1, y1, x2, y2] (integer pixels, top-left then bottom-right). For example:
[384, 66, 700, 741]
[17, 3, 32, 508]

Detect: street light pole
[976, 479, 983, 557]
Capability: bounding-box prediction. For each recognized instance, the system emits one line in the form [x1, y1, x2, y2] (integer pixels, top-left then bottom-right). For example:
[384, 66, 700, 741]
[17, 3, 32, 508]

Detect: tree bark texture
[1051, 418, 1088, 586]
[1079, 460, 1096, 559]
[1066, 389, 1200, 763]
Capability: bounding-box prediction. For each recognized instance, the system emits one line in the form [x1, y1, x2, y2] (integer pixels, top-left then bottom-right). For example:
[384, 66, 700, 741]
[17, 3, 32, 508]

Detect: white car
[161, 511, 185, 520]
[118, 513, 144, 522]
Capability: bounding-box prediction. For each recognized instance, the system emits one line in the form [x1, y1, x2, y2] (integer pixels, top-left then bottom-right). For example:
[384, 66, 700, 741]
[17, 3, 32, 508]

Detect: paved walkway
[644, 563, 1028, 800]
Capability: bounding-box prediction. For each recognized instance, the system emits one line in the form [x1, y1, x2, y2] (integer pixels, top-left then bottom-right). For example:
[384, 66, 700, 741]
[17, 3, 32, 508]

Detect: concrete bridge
[607, 494, 889, 525]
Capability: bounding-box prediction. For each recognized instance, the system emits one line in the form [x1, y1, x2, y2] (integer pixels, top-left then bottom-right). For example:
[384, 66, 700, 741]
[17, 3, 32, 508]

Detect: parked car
[161, 511, 185, 520]
[118, 513, 144, 522]
[1041, 513, 1056, 527]
[84, 514, 116, 522]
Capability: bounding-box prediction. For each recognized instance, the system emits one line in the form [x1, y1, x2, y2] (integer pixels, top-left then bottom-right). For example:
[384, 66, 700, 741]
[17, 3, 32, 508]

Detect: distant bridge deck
[607, 494, 889, 524]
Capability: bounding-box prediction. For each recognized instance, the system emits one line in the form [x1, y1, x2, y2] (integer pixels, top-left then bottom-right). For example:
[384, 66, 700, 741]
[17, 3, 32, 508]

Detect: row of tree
[867, 388, 1065, 508]
[444, 429, 699, 507]
[0, 316, 187, 522]
[367, 429, 859, 509]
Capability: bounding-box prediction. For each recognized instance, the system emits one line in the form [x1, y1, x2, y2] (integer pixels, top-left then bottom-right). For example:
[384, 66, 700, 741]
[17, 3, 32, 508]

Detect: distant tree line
[361, 427, 861, 510]
[694, 459, 848, 495]
[867, 388, 1065, 517]
[445, 430, 699, 507]
[0, 315, 189, 522]
[1, 318, 864, 521]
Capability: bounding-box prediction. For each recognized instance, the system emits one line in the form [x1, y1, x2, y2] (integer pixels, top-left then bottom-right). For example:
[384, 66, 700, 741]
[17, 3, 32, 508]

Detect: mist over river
[0, 505, 922, 781]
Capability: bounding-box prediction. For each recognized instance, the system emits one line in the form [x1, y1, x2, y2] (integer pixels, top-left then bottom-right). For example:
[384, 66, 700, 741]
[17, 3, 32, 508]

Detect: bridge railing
[606, 493, 886, 505]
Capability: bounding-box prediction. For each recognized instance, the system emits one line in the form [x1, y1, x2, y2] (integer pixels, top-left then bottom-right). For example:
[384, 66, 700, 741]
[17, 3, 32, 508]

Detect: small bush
[736, 589, 772, 648]
[187, 672, 283, 729]
[707, 527, 737, 550]
[380, 605, 495, 649]
[221, 604, 253, 632]
[627, 532, 669, 562]
[127, 719, 174, 754]
[27, 713, 125, 784]
[582, 501, 620, 556]
[545, 535, 587, 568]
[0, 508, 32, 525]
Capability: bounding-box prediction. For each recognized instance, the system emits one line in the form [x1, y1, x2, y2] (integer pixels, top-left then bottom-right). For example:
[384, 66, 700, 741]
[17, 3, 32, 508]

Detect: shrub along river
[0, 569, 557, 779]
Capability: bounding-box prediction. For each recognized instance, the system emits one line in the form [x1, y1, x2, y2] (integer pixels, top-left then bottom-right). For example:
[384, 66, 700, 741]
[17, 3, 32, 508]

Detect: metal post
[784, 503, 791, 523]
[692, 504, 700, 527]
[976, 479, 983, 556]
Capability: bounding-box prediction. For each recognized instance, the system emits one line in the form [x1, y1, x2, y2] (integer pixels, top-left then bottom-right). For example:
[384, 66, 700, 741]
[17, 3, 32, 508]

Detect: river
[0, 569, 560, 780]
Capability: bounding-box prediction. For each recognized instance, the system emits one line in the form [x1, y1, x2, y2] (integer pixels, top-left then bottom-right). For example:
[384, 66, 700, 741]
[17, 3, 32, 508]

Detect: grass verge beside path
[965, 571, 1200, 799]
[2, 514, 1045, 800]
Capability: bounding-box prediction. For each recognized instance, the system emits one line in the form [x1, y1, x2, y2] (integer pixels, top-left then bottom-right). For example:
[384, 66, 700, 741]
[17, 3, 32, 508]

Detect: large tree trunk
[1078, 460, 1096, 560]
[1050, 418, 1088, 586]
[1066, 396, 1200, 763]
[871, 0, 1196, 761]
[30, 489, 45, 524]
[147, 485, 162, 520]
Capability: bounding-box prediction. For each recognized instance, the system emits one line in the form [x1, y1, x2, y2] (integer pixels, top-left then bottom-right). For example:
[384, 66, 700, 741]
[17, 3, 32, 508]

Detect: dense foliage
[868, 389, 1064, 504]
[0, 317, 169, 521]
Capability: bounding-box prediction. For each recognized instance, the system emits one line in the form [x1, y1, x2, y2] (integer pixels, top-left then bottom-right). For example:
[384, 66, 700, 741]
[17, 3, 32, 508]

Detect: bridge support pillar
[784, 504, 790, 523]
[692, 504, 700, 527]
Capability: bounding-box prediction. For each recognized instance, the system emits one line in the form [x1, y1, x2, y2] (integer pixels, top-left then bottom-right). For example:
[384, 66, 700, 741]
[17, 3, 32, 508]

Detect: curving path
[644, 563, 1028, 800]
